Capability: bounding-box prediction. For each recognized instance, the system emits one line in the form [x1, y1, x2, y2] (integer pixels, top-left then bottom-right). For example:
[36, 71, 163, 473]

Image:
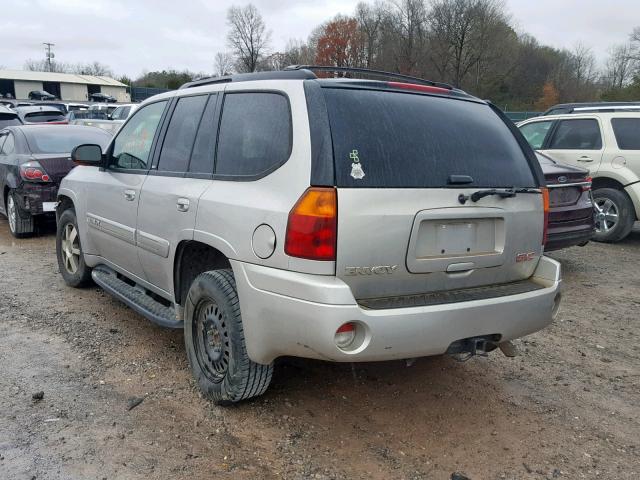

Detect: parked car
[28, 90, 56, 101]
[89, 93, 117, 103]
[39, 102, 69, 115]
[15, 105, 69, 125]
[109, 104, 138, 120]
[0, 105, 22, 129]
[536, 152, 594, 251]
[518, 106, 640, 242]
[0, 99, 17, 109]
[0, 125, 111, 237]
[57, 67, 561, 404]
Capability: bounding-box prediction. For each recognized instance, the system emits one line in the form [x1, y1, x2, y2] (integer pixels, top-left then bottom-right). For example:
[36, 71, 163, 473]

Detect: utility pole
[43, 42, 55, 72]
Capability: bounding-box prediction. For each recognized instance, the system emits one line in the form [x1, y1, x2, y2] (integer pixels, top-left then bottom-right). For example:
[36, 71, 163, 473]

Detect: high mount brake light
[387, 81, 451, 94]
[19, 161, 51, 183]
[542, 187, 550, 247]
[285, 187, 337, 261]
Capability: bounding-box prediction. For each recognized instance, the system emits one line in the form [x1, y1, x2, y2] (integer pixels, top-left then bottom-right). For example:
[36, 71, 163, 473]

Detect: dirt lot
[0, 217, 638, 480]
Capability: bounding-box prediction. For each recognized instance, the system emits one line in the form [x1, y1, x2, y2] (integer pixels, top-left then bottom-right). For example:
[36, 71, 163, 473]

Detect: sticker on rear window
[349, 149, 365, 179]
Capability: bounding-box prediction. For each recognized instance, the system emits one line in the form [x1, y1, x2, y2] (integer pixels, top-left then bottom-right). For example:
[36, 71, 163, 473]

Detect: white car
[518, 105, 640, 242]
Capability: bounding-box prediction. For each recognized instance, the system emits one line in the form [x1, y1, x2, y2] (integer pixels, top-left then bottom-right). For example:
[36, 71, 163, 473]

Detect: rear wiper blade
[470, 188, 516, 202]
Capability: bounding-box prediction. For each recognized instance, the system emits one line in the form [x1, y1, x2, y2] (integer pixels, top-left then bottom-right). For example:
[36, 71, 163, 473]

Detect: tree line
[218, 0, 640, 110]
[24, 0, 640, 110]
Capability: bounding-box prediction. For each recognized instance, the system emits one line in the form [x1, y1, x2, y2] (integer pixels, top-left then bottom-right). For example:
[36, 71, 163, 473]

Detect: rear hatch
[322, 85, 545, 301]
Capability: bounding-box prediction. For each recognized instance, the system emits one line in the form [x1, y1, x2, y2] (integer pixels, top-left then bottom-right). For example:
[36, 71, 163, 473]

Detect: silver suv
[55, 67, 562, 404]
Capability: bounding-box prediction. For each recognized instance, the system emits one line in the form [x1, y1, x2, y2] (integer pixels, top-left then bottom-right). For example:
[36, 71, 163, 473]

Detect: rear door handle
[123, 189, 136, 201]
[578, 156, 593, 162]
[176, 198, 190, 212]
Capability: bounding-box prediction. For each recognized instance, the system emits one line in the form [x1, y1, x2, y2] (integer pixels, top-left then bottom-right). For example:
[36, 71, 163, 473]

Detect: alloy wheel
[61, 223, 81, 274]
[7, 195, 16, 233]
[594, 197, 619, 234]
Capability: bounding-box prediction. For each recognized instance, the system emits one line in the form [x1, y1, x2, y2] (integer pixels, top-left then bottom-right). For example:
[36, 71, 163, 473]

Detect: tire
[592, 188, 635, 243]
[56, 208, 92, 287]
[184, 269, 273, 405]
[6, 190, 34, 238]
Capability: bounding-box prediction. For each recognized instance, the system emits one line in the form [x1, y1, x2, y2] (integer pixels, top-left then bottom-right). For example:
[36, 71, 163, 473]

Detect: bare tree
[603, 44, 635, 89]
[214, 51, 235, 76]
[24, 58, 69, 73]
[389, 0, 428, 74]
[356, 1, 387, 68]
[226, 4, 271, 73]
[73, 61, 113, 76]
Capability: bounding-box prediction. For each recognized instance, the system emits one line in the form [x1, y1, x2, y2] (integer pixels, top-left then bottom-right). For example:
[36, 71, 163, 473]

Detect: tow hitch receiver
[446, 335, 501, 362]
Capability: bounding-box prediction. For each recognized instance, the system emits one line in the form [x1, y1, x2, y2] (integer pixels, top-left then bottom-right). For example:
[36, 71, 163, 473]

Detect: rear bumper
[546, 226, 594, 251]
[14, 182, 59, 215]
[232, 257, 562, 364]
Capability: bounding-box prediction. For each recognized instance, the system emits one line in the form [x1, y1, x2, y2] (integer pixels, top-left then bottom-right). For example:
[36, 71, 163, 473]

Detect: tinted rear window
[323, 88, 536, 188]
[611, 118, 640, 150]
[25, 129, 110, 154]
[25, 112, 66, 123]
[0, 115, 21, 128]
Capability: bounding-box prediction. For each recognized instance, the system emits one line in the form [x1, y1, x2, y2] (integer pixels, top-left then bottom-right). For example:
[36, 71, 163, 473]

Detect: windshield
[323, 87, 536, 188]
[25, 128, 110, 153]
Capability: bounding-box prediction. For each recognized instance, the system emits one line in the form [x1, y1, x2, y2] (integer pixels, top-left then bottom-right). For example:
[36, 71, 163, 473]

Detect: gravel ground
[0, 217, 638, 480]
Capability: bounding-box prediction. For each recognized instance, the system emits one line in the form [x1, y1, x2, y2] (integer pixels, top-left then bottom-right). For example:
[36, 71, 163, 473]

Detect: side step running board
[92, 265, 183, 329]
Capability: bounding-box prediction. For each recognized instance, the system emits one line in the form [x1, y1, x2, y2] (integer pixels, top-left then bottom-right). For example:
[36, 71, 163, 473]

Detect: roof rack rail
[179, 69, 317, 89]
[285, 65, 454, 90]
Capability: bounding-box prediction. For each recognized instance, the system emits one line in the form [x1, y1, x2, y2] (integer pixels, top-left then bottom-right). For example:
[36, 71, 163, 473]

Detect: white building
[0, 70, 130, 102]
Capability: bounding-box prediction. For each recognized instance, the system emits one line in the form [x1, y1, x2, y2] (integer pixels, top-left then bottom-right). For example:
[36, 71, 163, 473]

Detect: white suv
[55, 67, 561, 404]
[519, 105, 640, 242]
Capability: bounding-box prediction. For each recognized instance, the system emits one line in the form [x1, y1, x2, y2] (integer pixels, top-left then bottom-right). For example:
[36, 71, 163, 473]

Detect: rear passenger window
[611, 118, 640, 150]
[216, 93, 291, 178]
[189, 94, 218, 174]
[157, 95, 208, 173]
[548, 119, 602, 150]
[1, 133, 15, 155]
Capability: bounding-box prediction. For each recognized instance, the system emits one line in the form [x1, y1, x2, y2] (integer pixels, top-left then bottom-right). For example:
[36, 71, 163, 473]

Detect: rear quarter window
[215, 92, 291, 179]
[322, 88, 536, 188]
[611, 118, 640, 150]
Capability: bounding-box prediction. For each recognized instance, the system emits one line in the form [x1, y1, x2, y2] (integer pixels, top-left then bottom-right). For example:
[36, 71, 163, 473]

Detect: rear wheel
[56, 208, 92, 287]
[6, 190, 34, 238]
[592, 188, 635, 243]
[184, 269, 273, 405]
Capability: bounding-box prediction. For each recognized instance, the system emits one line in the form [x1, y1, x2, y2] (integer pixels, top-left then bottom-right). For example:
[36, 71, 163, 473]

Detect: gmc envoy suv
[56, 67, 562, 404]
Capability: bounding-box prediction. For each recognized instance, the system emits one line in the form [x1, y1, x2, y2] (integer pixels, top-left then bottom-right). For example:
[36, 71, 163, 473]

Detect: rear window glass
[0, 115, 21, 128]
[323, 88, 536, 188]
[611, 118, 640, 150]
[26, 128, 110, 153]
[24, 112, 66, 123]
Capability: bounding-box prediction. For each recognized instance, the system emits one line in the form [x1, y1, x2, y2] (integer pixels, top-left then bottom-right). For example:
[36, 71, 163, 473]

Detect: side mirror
[71, 144, 103, 166]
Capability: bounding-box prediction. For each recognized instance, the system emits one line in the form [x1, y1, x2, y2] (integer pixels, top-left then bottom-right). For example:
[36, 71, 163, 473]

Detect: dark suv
[89, 93, 117, 103]
[28, 90, 56, 101]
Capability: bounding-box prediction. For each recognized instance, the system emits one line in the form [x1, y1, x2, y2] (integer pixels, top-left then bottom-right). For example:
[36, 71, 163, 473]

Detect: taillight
[582, 177, 592, 192]
[387, 81, 451, 94]
[19, 161, 51, 183]
[284, 187, 337, 261]
[542, 187, 550, 246]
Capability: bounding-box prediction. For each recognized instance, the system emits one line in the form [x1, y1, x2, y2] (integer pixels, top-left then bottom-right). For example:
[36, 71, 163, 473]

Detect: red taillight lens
[582, 177, 592, 192]
[387, 81, 451, 94]
[285, 187, 337, 261]
[19, 161, 51, 183]
[542, 187, 550, 246]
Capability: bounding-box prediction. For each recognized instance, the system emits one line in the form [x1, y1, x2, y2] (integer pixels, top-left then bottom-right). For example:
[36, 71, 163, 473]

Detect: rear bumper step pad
[92, 265, 182, 329]
[358, 280, 545, 310]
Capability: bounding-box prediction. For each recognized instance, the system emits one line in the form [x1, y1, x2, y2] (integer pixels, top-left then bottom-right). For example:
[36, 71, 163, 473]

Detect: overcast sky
[0, 0, 638, 78]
